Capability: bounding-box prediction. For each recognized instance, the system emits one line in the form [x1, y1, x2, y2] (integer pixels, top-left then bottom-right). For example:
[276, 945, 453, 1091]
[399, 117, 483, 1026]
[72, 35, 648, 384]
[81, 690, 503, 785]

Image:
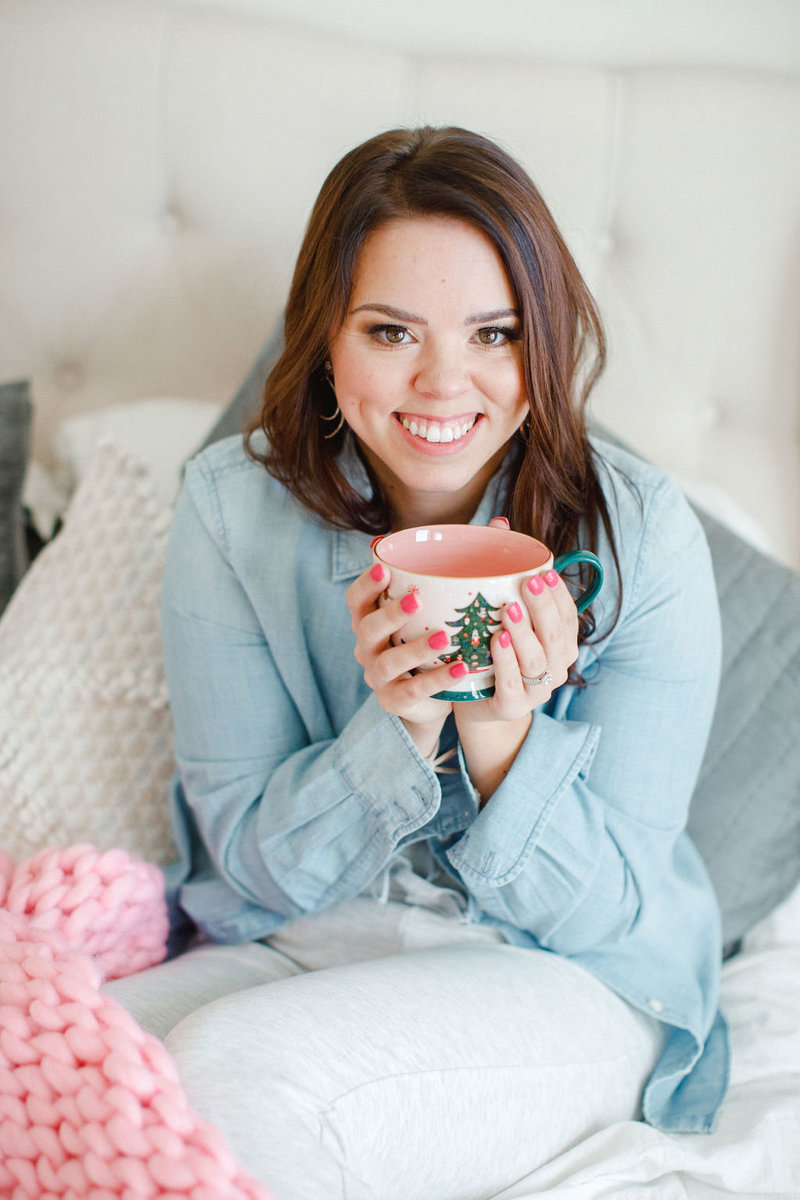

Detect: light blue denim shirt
[162, 431, 728, 1134]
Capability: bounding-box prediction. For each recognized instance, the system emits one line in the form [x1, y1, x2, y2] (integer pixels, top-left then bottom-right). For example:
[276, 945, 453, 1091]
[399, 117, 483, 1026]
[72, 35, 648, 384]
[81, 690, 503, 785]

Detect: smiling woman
[252, 127, 609, 567]
[104, 126, 728, 1200]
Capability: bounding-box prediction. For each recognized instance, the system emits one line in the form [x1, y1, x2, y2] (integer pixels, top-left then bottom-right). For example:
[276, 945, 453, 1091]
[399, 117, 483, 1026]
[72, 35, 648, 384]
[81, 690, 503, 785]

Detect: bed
[2, 1, 799, 1196]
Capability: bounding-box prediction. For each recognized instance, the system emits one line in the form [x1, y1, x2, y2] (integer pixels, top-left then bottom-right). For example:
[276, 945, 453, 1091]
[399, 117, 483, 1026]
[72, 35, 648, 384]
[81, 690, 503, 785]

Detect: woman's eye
[475, 326, 518, 346]
[370, 324, 411, 345]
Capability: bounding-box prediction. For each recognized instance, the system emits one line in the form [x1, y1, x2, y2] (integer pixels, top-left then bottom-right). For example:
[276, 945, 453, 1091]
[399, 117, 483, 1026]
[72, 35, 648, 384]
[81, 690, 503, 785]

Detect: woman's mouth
[395, 413, 478, 444]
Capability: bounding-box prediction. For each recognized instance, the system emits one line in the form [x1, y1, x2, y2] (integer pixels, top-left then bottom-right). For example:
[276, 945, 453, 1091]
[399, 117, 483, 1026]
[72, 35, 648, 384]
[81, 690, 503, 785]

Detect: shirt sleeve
[445, 475, 722, 953]
[161, 469, 441, 924]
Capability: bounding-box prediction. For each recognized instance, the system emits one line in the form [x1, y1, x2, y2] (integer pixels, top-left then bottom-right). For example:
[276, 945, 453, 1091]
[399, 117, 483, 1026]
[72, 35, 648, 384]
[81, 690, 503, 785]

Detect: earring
[321, 404, 345, 438]
[320, 361, 345, 438]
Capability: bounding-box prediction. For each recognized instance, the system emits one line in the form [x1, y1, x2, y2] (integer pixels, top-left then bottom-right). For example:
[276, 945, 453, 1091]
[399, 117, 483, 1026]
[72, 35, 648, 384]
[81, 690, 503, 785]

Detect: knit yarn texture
[0, 843, 273, 1199]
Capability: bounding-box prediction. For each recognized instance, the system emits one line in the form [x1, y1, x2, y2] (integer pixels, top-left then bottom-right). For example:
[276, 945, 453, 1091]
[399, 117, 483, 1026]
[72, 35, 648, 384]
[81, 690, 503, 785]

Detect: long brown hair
[247, 126, 619, 643]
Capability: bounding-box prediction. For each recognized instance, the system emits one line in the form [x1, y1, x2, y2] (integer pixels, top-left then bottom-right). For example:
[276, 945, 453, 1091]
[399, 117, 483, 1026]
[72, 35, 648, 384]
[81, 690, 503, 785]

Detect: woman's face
[327, 215, 528, 526]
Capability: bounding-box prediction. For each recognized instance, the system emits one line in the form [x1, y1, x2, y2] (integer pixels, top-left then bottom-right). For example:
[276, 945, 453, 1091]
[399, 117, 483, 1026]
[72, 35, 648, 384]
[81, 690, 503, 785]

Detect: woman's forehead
[348, 216, 516, 312]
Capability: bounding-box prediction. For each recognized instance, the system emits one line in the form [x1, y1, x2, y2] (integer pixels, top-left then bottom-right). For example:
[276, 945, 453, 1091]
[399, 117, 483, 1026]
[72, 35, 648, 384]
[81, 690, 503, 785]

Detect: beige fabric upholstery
[1, 0, 798, 566]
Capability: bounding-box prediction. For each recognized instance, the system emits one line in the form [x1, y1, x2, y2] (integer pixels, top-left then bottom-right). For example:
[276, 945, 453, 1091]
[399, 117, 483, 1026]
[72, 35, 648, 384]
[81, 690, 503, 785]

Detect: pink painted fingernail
[428, 630, 450, 650]
[527, 574, 545, 595]
[449, 662, 468, 678]
[544, 569, 559, 588]
[498, 629, 511, 648]
[493, 516, 510, 527]
[400, 592, 419, 613]
[507, 602, 523, 623]
[370, 563, 385, 582]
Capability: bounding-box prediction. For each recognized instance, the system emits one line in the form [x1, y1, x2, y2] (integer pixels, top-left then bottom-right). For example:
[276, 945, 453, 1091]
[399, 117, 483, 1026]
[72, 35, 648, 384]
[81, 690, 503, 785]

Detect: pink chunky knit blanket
[0, 843, 273, 1199]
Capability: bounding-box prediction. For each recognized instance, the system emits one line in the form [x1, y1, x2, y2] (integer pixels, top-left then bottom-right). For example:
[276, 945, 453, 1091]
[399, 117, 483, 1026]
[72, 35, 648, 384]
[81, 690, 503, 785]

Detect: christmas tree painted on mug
[442, 593, 502, 670]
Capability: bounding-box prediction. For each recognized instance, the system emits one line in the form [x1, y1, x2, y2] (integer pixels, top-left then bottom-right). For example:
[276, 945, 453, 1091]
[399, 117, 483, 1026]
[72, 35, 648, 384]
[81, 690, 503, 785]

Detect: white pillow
[0, 440, 177, 866]
[52, 397, 223, 508]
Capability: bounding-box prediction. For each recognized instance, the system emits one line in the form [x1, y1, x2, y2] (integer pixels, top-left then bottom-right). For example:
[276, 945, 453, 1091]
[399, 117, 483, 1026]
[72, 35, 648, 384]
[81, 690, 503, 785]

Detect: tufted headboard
[2, 0, 799, 568]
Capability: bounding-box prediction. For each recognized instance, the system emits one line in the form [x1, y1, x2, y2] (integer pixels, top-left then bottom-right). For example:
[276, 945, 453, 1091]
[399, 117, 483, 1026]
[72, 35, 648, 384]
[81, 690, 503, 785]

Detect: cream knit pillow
[0, 441, 177, 866]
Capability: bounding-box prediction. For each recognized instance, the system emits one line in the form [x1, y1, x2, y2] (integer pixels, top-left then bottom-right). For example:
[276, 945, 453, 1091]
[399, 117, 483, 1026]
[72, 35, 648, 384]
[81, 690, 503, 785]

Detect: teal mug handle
[552, 550, 603, 614]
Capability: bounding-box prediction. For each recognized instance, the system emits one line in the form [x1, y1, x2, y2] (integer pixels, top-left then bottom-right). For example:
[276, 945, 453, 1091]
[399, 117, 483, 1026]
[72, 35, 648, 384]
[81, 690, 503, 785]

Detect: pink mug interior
[373, 525, 550, 578]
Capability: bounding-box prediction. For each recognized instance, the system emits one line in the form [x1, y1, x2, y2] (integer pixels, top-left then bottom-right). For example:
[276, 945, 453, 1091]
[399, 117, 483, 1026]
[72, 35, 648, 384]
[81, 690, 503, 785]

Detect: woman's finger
[346, 562, 390, 631]
[355, 588, 429, 663]
[501, 596, 551, 676]
[520, 570, 578, 679]
[542, 566, 583, 629]
[364, 627, 447, 689]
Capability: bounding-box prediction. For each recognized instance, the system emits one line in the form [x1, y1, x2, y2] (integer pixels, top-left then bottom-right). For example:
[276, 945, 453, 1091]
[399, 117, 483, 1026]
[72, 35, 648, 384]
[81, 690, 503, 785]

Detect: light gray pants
[104, 897, 663, 1200]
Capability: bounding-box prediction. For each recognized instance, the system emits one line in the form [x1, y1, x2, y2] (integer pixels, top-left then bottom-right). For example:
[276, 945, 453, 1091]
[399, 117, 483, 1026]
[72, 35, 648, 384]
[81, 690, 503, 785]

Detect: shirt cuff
[446, 712, 600, 886]
[335, 690, 442, 839]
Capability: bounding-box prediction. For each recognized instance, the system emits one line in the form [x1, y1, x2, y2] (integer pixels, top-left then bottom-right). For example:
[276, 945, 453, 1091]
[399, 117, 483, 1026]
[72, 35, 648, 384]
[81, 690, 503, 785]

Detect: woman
[106, 127, 727, 1199]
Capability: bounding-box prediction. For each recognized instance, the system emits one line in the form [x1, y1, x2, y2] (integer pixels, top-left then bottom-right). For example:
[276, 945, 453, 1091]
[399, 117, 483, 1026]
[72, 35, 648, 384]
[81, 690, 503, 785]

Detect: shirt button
[648, 998, 664, 1013]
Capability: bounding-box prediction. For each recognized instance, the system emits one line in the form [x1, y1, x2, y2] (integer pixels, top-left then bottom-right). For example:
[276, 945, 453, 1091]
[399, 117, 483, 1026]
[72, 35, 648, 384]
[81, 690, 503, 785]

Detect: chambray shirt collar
[330, 435, 514, 582]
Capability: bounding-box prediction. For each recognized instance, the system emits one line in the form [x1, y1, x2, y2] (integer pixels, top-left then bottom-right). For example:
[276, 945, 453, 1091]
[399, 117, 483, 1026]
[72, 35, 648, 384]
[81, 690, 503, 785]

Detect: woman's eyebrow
[465, 308, 519, 324]
[350, 303, 427, 324]
[350, 303, 519, 325]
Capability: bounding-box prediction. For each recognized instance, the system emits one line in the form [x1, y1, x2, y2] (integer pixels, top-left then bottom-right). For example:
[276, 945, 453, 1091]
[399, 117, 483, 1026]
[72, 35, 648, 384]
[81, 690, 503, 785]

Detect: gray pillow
[688, 511, 800, 954]
[200, 343, 800, 954]
[0, 380, 33, 615]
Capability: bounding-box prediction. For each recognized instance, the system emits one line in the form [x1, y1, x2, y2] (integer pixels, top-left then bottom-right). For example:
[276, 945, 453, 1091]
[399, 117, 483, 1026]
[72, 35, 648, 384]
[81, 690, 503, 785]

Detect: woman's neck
[365, 445, 511, 532]
[389, 490, 482, 531]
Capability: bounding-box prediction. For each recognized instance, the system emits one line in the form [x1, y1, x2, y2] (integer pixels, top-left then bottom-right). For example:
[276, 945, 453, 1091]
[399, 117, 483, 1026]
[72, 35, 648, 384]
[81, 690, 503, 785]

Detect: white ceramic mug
[371, 524, 603, 700]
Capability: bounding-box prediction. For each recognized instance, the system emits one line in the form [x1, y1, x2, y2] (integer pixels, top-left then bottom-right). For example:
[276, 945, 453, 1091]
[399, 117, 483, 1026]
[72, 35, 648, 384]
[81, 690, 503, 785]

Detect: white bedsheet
[491, 887, 800, 1199]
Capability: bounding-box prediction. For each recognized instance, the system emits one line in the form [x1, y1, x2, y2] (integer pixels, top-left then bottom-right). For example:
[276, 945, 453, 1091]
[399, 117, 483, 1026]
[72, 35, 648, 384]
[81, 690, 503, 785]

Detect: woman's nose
[412, 340, 470, 400]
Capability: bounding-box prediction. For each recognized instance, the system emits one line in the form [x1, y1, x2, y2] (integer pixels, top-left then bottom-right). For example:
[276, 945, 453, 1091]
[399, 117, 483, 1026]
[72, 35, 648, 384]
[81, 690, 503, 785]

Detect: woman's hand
[346, 563, 453, 759]
[454, 537, 580, 799]
[460, 565, 579, 725]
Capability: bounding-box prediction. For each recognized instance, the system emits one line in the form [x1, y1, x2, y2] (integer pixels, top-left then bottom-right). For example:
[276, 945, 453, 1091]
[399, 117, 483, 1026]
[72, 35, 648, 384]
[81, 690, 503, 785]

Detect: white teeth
[400, 416, 476, 442]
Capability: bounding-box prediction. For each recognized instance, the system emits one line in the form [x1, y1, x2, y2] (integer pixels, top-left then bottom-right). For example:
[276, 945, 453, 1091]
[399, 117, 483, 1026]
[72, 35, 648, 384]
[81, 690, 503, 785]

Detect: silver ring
[521, 670, 553, 688]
